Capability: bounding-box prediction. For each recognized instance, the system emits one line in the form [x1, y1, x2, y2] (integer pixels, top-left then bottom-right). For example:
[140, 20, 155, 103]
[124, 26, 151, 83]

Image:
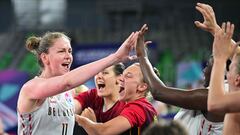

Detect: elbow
[148, 82, 165, 98]
[151, 93, 158, 100]
[148, 83, 157, 96]
[149, 86, 162, 100]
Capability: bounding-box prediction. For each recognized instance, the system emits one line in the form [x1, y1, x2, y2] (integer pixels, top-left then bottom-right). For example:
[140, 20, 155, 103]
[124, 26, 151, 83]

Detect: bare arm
[136, 24, 208, 110]
[23, 32, 138, 100]
[140, 58, 208, 110]
[75, 115, 131, 135]
[74, 99, 83, 114]
[208, 22, 240, 113]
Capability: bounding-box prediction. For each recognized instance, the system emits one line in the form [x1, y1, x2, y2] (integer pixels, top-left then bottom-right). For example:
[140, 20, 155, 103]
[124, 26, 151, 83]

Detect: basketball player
[208, 21, 240, 134]
[136, 24, 226, 135]
[73, 63, 126, 134]
[17, 31, 138, 135]
[75, 63, 157, 135]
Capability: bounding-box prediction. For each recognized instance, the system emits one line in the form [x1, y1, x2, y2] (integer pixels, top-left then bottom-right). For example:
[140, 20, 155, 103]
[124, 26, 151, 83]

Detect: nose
[119, 74, 124, 82]
[65, 51, 72, 59]
[96, 73, 103, 79]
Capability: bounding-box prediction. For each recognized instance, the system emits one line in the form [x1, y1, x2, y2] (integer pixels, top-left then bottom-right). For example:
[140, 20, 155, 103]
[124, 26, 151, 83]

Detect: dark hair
[25, 32, 70, 69]
[113, 63, 125, 76]
[203, 55, 231, 87]
[142, 120, 188, 135]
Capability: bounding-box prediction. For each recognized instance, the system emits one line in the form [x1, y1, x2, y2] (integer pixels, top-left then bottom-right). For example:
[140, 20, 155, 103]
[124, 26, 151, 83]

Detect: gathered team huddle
[16, 2, 240, 135]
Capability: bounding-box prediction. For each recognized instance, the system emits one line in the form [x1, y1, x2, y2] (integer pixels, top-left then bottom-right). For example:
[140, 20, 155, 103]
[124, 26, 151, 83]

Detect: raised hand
[212, 22, 236, 61]
[114, 32, 139, 63]
[135, 24, 152, 58]
[195, 3, 220, 35]
[81, 107, 96, 122]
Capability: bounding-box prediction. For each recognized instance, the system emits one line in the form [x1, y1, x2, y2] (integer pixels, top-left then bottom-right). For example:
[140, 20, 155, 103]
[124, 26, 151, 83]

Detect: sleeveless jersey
[18, 91, 75, 135]
[174, 109, 223, 135]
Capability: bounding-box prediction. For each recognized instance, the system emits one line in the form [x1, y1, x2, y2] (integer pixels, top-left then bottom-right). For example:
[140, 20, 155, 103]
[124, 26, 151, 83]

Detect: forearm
[84, 124, 103, 135]
[77, 116, 105, 135]
[64, 54, 118, 89]
[153, 87, 208, 110]
[139, 56, 166, 90]
[32, 54, 117, 99]
[208, 59, 226, 112]
[138, 56, 208, 110]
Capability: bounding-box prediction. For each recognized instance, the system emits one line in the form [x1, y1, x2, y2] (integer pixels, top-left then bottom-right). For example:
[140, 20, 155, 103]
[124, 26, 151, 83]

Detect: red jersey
[120, 98, 157, 135]
[74, 88, 126, 122]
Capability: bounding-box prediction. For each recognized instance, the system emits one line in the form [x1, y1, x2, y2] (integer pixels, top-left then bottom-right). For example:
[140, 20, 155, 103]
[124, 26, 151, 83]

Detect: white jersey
[174, 109, 223, 135]
[18, 91, 75, 135]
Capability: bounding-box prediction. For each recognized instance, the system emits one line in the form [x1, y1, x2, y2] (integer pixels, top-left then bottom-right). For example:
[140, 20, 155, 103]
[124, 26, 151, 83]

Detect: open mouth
[119, 86, 124, 93]
[98, 84, 106, 89]
[62, 63, 70, 69]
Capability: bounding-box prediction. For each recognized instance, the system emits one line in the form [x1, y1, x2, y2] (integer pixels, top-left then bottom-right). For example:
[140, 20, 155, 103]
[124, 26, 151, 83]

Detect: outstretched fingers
[195, 2, 217, 34]
[139, 24, 148, 36]
[226, 22, 234, 39]
[213, 22, 236, 60]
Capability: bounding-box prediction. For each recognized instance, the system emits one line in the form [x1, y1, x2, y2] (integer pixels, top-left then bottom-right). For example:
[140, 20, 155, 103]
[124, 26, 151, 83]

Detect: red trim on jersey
[22, 123, 25, 128]
[20, 114, 24, 120]
[208, 124, 212, 135]
[28, 114, 32, 121]
[199, 119, 205, 135]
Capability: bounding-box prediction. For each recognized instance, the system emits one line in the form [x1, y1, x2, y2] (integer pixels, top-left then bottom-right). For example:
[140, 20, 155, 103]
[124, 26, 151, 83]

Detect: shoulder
[122, 98, 156, 116]
[126, 98, 153, 109]
[21, 78, 39, 93]
[19, 77, 46, 99]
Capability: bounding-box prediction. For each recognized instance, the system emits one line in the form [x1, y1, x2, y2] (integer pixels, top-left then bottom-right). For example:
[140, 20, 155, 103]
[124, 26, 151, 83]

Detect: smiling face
[119, 63, 147, 102]
[42, 37, 73, 76]
[95, 65, 121, 98]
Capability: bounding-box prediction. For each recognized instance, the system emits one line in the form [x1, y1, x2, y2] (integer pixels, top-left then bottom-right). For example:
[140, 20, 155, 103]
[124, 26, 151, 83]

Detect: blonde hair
[25, 32, 70, 69]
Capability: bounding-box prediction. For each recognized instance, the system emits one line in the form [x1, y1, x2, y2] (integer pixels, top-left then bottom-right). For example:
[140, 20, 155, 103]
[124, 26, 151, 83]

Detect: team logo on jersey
[65, 93, 73, 106]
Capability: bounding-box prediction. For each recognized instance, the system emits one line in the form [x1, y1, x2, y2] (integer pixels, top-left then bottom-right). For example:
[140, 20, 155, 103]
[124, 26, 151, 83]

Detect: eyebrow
[56, 47, 72, 50]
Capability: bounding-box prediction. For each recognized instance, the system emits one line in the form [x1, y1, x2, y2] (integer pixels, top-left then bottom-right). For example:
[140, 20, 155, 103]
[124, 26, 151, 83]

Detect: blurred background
[0, 0, 239, 134]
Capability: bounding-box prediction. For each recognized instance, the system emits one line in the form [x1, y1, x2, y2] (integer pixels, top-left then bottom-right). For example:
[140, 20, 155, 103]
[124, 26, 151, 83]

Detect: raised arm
[23, 32, 138, 99]
[208, 22, 240, 113]
[135, 24, 208, 110]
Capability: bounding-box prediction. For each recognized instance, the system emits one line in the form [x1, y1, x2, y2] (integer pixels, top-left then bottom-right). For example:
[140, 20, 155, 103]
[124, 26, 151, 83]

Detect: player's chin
[119, 95, 126, 101]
